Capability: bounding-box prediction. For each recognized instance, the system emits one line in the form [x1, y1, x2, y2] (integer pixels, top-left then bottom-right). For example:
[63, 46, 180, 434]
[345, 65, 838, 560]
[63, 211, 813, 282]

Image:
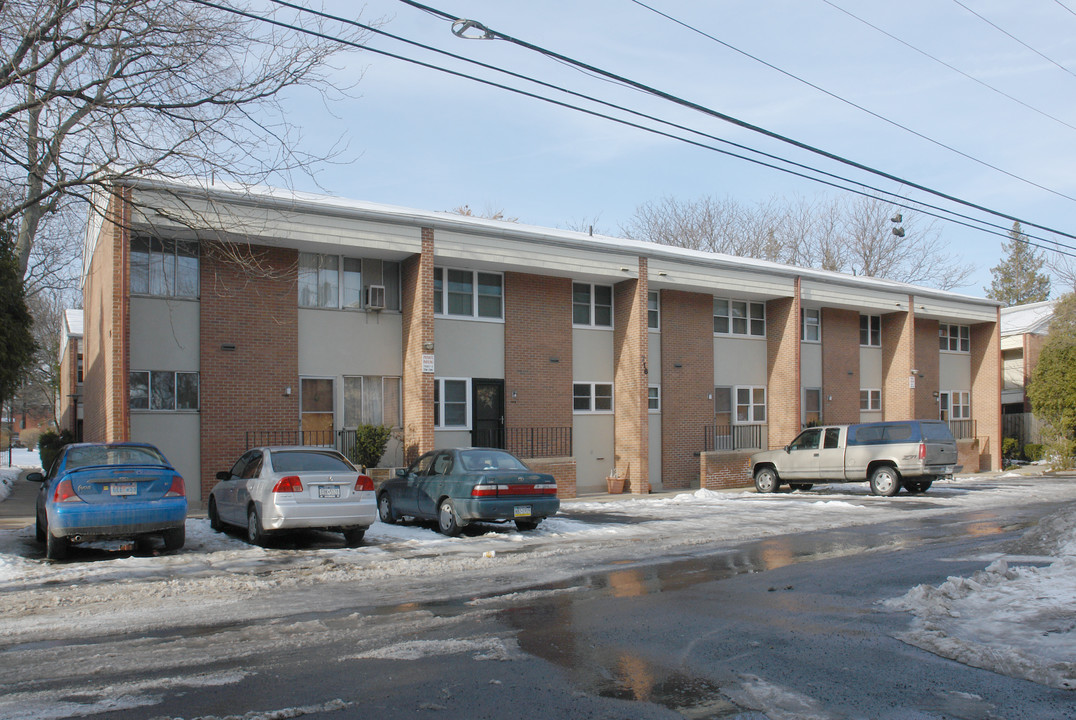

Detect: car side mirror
[26, 471, 44, 482]
[784, 445, 791, 454]
[395, 468, 407, 478]
[216, 471, 231, 481]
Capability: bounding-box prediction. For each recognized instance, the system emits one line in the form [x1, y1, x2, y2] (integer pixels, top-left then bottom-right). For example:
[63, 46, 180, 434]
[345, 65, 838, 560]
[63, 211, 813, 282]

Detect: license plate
[110, 483, 137, 496]
[513, 505, 532, 518]
[318, 485, 341, 499]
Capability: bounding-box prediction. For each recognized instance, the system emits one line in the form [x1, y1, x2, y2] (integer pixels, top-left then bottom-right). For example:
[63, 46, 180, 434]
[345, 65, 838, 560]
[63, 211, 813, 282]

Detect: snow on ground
[884, 506, 1076, 690]
[0, 447, 39, 502]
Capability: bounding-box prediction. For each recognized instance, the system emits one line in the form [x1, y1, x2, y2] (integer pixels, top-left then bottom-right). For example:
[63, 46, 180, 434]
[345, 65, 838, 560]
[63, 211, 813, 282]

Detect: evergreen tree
[986, 222, 1051, 306]
[0, 228, 37, 417]
[1027, 292, 1076, 467]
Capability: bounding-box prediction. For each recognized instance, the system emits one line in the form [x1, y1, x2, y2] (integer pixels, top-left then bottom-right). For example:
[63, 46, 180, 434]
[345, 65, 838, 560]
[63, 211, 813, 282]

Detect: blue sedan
[30, 442, 188, 560]
[377, 448, 560, 535]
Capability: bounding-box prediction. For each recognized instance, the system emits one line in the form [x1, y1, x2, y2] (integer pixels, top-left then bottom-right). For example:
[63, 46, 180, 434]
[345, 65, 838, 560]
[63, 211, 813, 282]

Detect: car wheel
[45, 530, 68, 560]
[869, 466, 901, 496]
[437, 498, 461, 537]
[904, 480, 933, 494]
[163, 525, 185, 552]
[35, 513, 45, 543]
[515, 519, 541, 531]
[342, 528, 366, 547]
[789, 484, 814, 492]
[754, 467, 780, 493]
[246, 505, 267, 546]
[378, 492, 396, 524]
[208, 498, 223, 531]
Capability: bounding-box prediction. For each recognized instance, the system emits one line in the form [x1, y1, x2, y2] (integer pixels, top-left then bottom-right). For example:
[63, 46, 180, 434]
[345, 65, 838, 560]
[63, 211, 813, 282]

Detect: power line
[394, 0, 1076, 242]
[1053, 0, 1076, 18]
[951, 0, 1076, 81]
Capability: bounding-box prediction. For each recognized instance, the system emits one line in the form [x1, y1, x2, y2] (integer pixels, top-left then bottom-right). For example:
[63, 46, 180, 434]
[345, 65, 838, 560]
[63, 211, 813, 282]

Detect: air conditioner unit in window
[366, 284, 386, 310]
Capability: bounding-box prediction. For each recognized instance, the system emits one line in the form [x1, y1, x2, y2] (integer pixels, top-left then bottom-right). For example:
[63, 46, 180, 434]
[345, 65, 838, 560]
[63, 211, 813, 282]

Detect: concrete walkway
[0, 469, 40, 530]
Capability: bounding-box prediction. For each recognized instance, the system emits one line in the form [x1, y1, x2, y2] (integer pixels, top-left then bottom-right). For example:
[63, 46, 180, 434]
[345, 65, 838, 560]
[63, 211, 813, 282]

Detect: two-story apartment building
[74, 179, 1001, 504]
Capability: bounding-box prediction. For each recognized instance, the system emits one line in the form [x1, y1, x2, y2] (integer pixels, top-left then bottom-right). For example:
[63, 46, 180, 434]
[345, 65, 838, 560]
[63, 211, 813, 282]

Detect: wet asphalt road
[77, 499, 1075, 720]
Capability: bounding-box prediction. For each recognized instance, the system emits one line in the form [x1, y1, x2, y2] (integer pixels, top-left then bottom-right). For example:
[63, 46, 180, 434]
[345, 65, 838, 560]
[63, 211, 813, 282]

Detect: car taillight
[471, 484, 499, 497]
[53, 479, 82, 503]
[919, 442, 926, 460]
[471, 483, 558, 497]
[165, 475, 186, 498]
[272, 476, 304, 493]
[354, 475, 374, 492]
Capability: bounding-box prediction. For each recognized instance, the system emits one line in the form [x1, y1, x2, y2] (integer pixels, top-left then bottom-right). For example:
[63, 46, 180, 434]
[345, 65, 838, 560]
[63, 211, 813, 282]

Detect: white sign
[422, 354, 435, 374]
[909, 375, 916, 389]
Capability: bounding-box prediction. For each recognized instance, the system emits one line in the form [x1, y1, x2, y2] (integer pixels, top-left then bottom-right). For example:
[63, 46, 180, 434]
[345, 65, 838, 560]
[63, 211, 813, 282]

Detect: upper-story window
[130, 236, 199, 297]
[76, 353, 83, 384]
[801, 308, 821, 342]
[573, 382, 613, 413]
[714, 298, 765, 337]
[299, 253, 400, 311]
[647, 291, 660, 330]
[860, 315, 881, 347]
[434, 268, 503, 320]
[573, 283, 613, 327]
[939, 323, 970, 353]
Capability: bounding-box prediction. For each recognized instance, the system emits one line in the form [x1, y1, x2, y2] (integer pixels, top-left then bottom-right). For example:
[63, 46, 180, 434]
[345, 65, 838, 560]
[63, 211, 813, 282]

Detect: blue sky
[268, 0, 1076, 296]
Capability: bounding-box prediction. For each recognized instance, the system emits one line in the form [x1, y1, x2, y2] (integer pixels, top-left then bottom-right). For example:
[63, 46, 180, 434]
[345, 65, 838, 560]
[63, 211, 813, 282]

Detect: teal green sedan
[377, 448, 560, 536]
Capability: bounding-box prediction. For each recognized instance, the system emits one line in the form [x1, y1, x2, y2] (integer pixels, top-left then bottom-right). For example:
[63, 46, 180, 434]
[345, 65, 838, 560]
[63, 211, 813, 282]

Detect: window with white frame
[801, 308, 821, 342]
[647, 290, 660, 330]
[434, 378, 470, 428]
[860, 388, 882, 411]
[939, 323, 970, 352]
[572, 283, 613, 327]
[803, 388, 822, 425]
[434, 268, 503, 320]
[735, 386, 766, 423]
[648, 385, 660, 412]
[344, 376, 402, 428]
[573, 382, 613, 412]
[299, 253, 400, 310]
[129, 371, 199, 410]
[714, 298, 765, 337]
[860, 315, 881, 347]
[950, 391, 971, 420]
[130, 236, 199, 298]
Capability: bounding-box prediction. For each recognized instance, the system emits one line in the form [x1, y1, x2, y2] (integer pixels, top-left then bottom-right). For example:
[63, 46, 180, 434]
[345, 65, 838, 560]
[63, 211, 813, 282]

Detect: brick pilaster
[766, 279, 801, 448]
[612, 257, 649, 494]
[401, 230, 435, 464]
[914, 318, 941, 417]
[821, 307, 860, 425]
[971, 311, 1001, 470]
[881, 298, 915, 420]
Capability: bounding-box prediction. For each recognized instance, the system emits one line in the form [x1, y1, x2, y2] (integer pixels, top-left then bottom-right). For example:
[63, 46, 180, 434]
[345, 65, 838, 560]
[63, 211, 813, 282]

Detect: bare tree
[0, 0, 370, 280]
[449, 204, 518, 223]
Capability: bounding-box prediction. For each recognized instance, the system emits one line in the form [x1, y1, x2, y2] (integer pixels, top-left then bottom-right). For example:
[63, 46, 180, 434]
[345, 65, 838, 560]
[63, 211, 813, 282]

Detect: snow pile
[885, 510, 1076, 690]
[0, 467, 17, 503]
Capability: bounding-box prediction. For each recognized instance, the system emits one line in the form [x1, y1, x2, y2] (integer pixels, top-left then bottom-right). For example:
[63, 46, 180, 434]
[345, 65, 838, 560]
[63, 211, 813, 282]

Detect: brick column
[971, 311, 1001, 470]
[612, 257, 649, 494]
[881, 298, 915, 420]
[660, 290, 714, 490]
[765, 279, 801, 448]
[199, 243, 299, 499]
[821, 307, 860, 425]
[914, 318, 940, 417]
[401, 229, 435, 464]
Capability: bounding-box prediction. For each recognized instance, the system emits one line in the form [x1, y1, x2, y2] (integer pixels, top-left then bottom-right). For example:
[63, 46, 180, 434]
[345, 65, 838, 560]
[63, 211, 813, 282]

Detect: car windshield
[459, 450, 529, 472]
[270, 450, 355, 473]
[65, 445, 167, 469]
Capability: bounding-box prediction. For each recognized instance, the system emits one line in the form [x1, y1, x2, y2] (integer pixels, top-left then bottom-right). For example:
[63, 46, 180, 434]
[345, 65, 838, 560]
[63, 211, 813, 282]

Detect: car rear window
[270, 450, 355, 473]
[65, 445, 167, 469]
[459, 450, 530, 472]
[850, 423, 918, 445]
[921, 422, 955, 442]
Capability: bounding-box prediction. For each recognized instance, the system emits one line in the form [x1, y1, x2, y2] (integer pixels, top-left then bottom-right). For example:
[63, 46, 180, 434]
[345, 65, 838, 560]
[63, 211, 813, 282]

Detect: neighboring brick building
[57, 309, 84, 441]
[77, 179, 1003, 504]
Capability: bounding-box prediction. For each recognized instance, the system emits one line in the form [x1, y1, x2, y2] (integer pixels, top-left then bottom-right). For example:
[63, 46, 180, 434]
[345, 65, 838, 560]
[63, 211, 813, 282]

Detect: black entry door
[471, 379, 505, 449]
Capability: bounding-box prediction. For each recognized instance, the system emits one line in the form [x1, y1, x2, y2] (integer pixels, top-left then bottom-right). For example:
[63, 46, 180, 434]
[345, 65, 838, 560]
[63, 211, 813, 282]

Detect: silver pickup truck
[750, 420, 962, 496]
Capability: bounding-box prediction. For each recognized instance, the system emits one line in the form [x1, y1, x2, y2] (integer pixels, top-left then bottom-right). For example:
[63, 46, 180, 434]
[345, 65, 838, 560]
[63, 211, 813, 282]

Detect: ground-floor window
[434, 378, 470, 428]
[803, 387, 821, 426]
[735, 386, 766, 423]
[860, 388, 882, 412]
[129, 370, 199, 411]
[573, 382, 613, 413]
[344, 376, 402, 428]
[940, 391, 971, 420]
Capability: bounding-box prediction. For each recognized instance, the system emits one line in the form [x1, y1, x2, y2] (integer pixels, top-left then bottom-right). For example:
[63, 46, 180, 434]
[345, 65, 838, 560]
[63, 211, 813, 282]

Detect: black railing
[245, 429, 335, 450]
[703, 424, 763, 451]
[471, 427, 572, 458]
[948, 418, 977, 441]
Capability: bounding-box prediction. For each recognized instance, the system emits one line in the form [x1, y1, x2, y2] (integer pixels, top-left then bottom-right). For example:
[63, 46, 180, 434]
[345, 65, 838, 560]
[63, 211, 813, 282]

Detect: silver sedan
[208, 447, 376, 546]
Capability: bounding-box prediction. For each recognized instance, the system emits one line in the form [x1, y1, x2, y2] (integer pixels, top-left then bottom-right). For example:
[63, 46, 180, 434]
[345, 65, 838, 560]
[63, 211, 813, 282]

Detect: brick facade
[660, 290, 714, 490]
[401, 230, 435, 465]
[198, 242, 299, 498]
[765, 283, 801, 448]
[700, 451, 753, 490]
[58, 337, 80, 437]
[821, 308, 860, 425]
[914, 318, 941, 417]
[970, 313, 1001, 470]
[612, 257, 649, 494]
[881, 304, 915, 420]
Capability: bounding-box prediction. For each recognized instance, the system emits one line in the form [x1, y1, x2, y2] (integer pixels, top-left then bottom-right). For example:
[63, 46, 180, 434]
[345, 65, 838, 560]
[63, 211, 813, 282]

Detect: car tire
[35, 513, 45, 543]
[343, 528, 366, 547]
[789, 484, 814, 492]
[378, 492, 396, 524]
[437, 498, 461, 537]
[869, 466, 901, 496]
[46, 530, 68, 561]
[904, 479, 933, 494]
[514, 519, 541, 531]
[754, 467, 780, 493]
[163, 525, 185, 552]
[246, 505, 267, 546]
[208, 498, 223, 531]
